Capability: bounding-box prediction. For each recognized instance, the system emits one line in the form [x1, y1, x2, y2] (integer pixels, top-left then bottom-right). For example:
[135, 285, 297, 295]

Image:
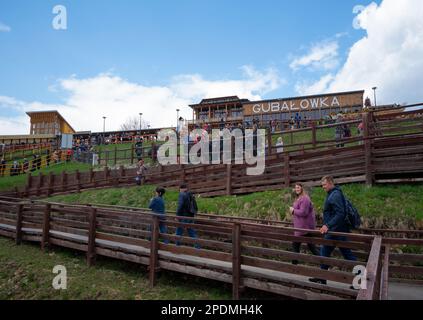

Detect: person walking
[175, 184, 200, 248]
[148, 187, 169, 244]
[309, 176, 357, 285]
[135, 158, 147, 186]
[289, 183, 319, 264]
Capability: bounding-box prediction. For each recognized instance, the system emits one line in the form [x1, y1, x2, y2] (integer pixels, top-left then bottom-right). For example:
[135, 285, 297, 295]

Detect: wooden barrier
[1, 198, 422, 300]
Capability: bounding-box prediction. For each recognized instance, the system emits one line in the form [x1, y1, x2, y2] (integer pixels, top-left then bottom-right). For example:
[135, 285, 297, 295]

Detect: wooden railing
[0, 198, 422, 300]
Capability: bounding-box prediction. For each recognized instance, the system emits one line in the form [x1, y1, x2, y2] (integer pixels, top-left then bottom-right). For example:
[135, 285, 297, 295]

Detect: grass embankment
[49, 183, 423, 226]
[0, 162, 92, 192]
[0, 237, 231, 300]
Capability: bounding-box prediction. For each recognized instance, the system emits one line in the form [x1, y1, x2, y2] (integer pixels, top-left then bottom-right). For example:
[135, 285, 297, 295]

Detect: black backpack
[341, 192, 361, 229]
[187, 192, 198, 216]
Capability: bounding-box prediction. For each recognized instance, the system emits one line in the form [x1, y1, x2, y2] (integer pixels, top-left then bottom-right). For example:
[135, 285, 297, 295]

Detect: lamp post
[102, 116, 106, 144]
[176, 109, 180, 132]
[372, 87, 378, 107]
[139, 113, 143, 135]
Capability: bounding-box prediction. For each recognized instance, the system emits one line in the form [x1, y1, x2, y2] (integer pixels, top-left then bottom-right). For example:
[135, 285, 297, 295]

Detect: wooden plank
[15, 204, 23, 245]
[357, 236, 382, 300]
[87, 207, 97, 266]
[242, 256, 355, 284]
[389, 266, 423, 276]
[226, 164, 232, 196]
[41, 203, 51, 252]
[380, 245, 390, 300]
[242, 278, 344, 301]
[149, 216, 159, 288]
[232, 223, 241, 300]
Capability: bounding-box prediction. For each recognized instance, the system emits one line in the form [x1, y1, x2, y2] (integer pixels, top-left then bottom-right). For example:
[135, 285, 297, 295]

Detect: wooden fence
[1, 197, 420, 300]
[4, 106, 423, 199]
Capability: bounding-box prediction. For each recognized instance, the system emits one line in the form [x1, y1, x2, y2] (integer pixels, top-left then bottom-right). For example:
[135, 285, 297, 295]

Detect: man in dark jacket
[175, 184, 199, 248]
[310, 176, 357, 285]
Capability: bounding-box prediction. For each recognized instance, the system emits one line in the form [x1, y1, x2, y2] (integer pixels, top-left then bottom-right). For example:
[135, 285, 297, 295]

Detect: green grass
[271, 125, 362, 152]
[49, 183, 423, 222]
[0, 237, 231, 300]
[94, 142, 162, 167]
[0, 162, 92, 191]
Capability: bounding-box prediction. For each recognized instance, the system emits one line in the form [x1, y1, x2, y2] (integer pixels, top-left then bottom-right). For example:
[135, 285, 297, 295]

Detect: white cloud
[0, 22, 11, 32]
[298, 0, 423, 104]
[290, 41, 339, 71]
[295, 74, 335, 96]
[0, 66, 284, 134]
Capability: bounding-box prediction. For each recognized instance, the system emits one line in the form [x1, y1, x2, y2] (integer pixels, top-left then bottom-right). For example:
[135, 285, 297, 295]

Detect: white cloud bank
[0, 66, 283, 135]
[290, 41, 339, 71]
[297, 0, 423, 105]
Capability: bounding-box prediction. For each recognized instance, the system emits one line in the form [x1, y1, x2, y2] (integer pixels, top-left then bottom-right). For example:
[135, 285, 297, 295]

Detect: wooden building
[26, 110, 76, 135]
[189, 90, 364, 128]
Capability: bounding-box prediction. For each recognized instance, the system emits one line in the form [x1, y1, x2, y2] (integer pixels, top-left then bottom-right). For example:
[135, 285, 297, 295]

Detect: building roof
[26, 110, 76, 133]
[190, 96, 250, 108]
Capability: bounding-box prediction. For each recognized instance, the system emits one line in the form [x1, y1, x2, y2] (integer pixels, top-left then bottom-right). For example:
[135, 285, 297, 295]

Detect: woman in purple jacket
[289, 183, 319, 264]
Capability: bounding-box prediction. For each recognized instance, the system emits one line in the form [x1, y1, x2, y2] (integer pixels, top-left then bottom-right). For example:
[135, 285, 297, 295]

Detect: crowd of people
[145, 175, 359, 288]
[0, 149, 69, 177]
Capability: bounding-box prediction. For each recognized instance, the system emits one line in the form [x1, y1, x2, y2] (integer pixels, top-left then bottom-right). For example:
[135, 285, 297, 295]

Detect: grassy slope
[0, 162, 92, 191]
[49, 183, 423, 222]
[0, 237, 230, 300]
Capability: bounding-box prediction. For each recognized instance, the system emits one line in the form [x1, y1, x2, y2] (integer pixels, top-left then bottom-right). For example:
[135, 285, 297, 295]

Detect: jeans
[320, 235, 357, 270]
[148, 221, 169, 244]
[176, 218, 200, 249]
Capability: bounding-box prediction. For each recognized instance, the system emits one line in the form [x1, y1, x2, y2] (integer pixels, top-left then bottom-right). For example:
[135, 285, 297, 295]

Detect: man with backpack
[309, 176, 358, 285]
[175, 184, 200, 249]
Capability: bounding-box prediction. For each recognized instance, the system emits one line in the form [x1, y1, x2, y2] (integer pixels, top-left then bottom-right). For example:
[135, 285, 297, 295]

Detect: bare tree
[120, 116, 151, 131]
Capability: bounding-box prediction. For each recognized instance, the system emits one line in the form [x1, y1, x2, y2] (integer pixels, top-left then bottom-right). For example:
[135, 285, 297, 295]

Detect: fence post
[267, 128, 273, 155]
[87, 207, 97, 266]
[61, 171, 67, 193]
[104, 166, 109, 186]
[149, 215, 160, 288]
[98, 145, 102, 166]
[284, 154, 290, 187]
[76, 170, 81, 193]
[180, 164, 186, 184]
[37, 173, 44, 197]
[363, 113, 374, 186]
[25, 173, 32, 197]
[226, 164, 232, 196]
[232, 223, 242, 300]
[89, 167, 94, 184]
[15, 204, 24, 245]
[41, 203, 51, 252]
[131, 144, 135, 165]
[46, 172, 54, 197]
[114, 145, 117, 166]
[311, 122, 317, 149]
[380, 245, 390, 300]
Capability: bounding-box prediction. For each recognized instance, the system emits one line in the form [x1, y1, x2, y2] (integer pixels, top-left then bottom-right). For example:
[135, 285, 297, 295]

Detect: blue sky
[2, 0, 423, 133]
[1, 0, 371, 100]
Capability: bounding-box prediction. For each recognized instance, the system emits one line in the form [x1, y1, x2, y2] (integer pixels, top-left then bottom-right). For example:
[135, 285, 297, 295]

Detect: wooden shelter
[26, 110, 76, 135]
